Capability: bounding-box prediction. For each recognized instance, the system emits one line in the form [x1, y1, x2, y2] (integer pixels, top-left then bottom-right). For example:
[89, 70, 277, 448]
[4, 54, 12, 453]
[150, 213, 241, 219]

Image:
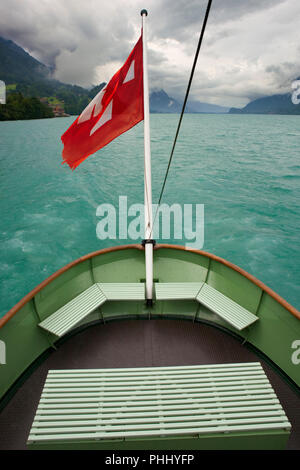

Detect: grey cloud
[204, 28, 239, 48]
[148, 0, 287, 41]
[211, 0, 287, 23]
[265, 62, 300, 90]
[0, 0, 299, 106]
[148, 48, 168, 66]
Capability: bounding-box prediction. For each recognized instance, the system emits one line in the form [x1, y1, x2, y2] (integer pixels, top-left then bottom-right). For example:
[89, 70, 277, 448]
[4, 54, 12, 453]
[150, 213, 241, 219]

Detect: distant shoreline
[1, 111, 300, 122]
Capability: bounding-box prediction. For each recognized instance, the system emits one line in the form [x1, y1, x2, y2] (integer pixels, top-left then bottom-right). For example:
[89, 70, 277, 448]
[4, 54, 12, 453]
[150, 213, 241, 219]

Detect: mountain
[229, 90, 300, 115]
[187, 100, 229, 114]
[150, 89, 229, 114]
[0, 36, 228, 117]
[0, 36, 51, 83]
[2, 36, 299, 118]
[150, 89, 182, 113]
[0, 36, 104, 115]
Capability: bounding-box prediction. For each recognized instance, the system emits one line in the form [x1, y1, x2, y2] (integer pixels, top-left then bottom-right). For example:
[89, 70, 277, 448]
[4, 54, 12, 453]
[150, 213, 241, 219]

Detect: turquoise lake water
[0, 113, 299, 317]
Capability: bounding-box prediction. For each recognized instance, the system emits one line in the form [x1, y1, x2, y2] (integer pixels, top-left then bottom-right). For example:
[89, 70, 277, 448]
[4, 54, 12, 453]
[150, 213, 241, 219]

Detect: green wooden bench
[155, 282, 203, 300]
[39, 281, 258, 337]
[27, 362, 291, 450]
[155, 282, 258, 331]
[38, 283, 145, 337]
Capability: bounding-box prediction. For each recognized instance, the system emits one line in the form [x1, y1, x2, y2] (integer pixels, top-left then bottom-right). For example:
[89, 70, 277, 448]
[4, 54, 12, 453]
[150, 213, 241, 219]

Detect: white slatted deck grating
[27, 362, 291, 447]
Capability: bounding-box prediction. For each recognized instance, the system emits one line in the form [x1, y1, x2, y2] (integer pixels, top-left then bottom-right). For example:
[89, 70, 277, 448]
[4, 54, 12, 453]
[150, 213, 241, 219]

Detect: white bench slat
[154, 282, 258, 331]
[47, 361, 262, 373]
[98, 282, 145, 300]
[28, 422, 291, 443]
[38, 284, 106, 337]
[38, 282, 145, 337]
[196, 283, 258, 330]
[27, 363, 290, 445]
[155, 282, 203, 300]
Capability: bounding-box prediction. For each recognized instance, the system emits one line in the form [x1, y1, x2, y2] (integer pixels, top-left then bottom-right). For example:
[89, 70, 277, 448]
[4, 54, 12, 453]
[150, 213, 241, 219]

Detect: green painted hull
[0, 244, 299, 451]
[1, 245, 299, 400]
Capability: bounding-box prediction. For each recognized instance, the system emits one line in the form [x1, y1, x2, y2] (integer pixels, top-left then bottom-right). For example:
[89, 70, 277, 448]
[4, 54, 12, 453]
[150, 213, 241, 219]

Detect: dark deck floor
[0, 319, 299, 450]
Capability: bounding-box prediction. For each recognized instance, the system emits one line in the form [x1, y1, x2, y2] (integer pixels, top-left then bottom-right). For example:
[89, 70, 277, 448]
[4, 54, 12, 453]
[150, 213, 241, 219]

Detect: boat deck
[0, 319, 299, 450]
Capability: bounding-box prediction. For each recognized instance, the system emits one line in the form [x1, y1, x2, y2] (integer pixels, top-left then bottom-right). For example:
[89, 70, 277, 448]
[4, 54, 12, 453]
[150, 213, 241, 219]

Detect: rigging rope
[149, 0, 213, 239]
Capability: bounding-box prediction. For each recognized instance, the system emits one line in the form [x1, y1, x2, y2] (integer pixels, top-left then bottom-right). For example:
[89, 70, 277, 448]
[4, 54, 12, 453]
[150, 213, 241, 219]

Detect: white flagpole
[141, 9, 153, 305]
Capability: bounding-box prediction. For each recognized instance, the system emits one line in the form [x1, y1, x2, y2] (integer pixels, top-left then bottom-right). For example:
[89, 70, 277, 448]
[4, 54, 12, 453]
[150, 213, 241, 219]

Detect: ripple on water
[0, 114, 299, 316]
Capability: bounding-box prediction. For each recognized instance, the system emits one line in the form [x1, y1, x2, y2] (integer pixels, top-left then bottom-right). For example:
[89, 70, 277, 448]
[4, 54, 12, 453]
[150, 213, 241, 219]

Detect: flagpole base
[141, 239, 156, 247]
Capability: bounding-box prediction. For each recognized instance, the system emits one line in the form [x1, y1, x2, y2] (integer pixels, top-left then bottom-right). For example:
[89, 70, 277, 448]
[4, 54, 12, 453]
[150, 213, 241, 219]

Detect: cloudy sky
[0, 0, 299, 107]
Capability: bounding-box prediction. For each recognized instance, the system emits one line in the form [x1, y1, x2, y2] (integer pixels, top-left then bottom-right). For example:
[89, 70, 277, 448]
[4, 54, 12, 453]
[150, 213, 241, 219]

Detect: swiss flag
[61, 35, 144, 169]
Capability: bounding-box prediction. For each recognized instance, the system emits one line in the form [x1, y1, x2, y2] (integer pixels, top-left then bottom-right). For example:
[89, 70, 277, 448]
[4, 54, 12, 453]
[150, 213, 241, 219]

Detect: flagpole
[141, 9, 153, 306]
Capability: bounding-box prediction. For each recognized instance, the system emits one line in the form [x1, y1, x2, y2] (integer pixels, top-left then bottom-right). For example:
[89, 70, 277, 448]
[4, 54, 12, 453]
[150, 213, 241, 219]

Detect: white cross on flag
[61, 34, 143, 169]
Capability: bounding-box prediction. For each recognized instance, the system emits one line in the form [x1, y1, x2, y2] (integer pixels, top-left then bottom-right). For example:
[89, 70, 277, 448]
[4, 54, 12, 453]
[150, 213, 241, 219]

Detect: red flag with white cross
[61, 34, 143, 169]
